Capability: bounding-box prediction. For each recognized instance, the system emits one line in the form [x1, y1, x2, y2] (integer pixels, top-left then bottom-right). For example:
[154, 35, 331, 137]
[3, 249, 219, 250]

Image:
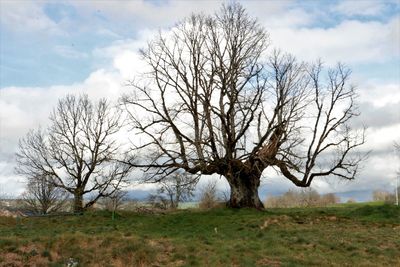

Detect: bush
[198, 181, 221, 209]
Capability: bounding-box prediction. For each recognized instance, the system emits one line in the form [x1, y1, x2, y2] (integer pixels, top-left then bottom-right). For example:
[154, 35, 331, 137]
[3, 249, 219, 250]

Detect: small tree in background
[21, 174, 70, 214]
[158, 172, 198, 209]
[103, 189, 128, 220]
[147, 193, 169, 210]
[103, 189, 128, 212]
[299, 188, 321, 207]
[146, 172, 198, 209]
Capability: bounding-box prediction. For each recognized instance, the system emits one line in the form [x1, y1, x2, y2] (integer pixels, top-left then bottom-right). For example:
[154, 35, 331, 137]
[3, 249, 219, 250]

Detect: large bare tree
[123, 4, 365, 209]
[16, 94, 132, 213]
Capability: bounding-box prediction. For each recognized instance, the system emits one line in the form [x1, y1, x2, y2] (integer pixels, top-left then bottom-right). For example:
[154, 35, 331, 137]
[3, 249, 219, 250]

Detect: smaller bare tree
[147, 193, 169, 210]
[103, 189, 128, 211]
[16, 94, 133, 213]
[103, 188, 128, 220]
[158, 172, 198, 209]
[21, 174, 70, 215]
[300, 188, 321, 207]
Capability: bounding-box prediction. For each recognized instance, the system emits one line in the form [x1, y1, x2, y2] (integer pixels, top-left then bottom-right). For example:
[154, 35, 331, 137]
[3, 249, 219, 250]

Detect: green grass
[0, 203, 399, 266]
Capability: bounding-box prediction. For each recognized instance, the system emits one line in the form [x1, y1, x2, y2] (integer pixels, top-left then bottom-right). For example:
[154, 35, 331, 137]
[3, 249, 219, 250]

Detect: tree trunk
[227, 173, 264, 209]
[73, 191, 84, 213]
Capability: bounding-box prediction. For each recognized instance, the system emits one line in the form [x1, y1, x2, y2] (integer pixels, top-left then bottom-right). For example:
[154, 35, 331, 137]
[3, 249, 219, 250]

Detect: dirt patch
[257, 257, 281, 266]
[326, 216, 337, 221]
[392, 225, 400, 230]
[0, 245, 48, 267]
[259, 215, 290, 229]
[1, 253, 22, 266]
[148, 238, 176, 265]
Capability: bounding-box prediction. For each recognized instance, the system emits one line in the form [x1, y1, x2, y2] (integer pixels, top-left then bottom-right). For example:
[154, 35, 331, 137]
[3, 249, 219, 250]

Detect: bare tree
[122, 3, 365, 209]
[16, 94, 132, 213]
[103, 188, 128, 212]
[300, 188, 321, 207]
[101, 188, 128, 220]
[21, 174, 70, 215]
[147, 193, 169, 210]
[158, 172, 198, 208]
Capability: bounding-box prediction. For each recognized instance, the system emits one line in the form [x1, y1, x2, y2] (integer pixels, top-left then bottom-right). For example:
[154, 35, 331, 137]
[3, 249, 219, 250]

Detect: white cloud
[0, 1, 63, 35]
[71, 0, 223, 30]
[332, 0, 387, 17]
[358, 83, 400, 107]
[96, 28, 121, 39]
[362, 124, 400, 152]
[253, 6, 314, 29]
[269, 17, 399, 64]
[54, 45, 89, 59]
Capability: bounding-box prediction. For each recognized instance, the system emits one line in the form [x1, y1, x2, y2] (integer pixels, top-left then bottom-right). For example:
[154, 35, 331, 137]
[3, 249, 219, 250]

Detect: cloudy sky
[1, 0, 399, 201]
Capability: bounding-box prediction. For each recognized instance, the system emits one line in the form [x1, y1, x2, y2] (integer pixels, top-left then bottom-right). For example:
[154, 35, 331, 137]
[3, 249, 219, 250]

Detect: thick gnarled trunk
[226, 173, 264, 209]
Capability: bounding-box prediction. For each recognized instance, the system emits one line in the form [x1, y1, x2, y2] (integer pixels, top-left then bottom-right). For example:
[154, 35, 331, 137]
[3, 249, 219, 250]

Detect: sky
[0, 0, 399, 202]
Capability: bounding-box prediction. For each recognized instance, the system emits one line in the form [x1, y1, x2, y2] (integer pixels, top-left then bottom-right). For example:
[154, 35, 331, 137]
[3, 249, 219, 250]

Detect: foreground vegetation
[0, 203, 399, 266]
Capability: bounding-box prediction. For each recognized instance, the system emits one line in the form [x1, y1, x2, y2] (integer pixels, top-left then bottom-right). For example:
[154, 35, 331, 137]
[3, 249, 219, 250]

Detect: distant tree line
[372, 189, 399, 204]
[264, 188, 340, 208]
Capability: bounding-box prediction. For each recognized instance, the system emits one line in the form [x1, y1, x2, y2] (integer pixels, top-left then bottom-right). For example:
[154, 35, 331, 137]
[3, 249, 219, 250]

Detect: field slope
[0, 203, 399, 266]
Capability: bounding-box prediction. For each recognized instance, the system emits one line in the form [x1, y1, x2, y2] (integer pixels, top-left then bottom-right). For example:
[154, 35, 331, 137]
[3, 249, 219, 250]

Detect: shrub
[198, 181, 221, 209]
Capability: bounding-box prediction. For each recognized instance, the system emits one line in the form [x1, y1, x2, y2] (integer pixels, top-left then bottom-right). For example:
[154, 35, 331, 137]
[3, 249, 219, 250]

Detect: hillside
[0, 203, 399, 266]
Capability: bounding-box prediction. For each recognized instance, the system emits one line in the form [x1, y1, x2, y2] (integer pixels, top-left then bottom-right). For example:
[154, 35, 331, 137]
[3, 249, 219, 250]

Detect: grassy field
[0, 203, 399, 266]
